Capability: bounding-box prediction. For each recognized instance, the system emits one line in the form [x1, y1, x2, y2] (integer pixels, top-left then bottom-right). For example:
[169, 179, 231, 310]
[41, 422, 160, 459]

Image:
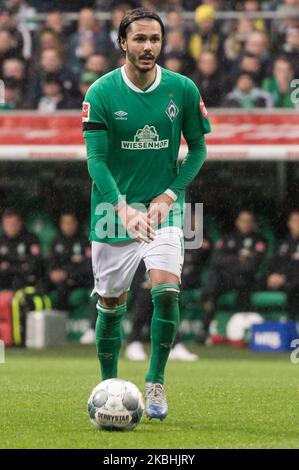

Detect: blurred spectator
[69, 7, 109, 59]
[262, 56, 297, 108]
[0, 4, 31, 59]
[280, 26, 299, 76]
[189, 4, 224, 61]
[0, 29, 21, 69]
[163, 28, 195, 75]
[233, 53, 264, 86]
[2, 56, 26, 81]
[265, 209, 299, 320]
[222, 72, 273, 108]
[105, 3, 126, 49]
[0, 208, 42, 290]
[43, 9, 71, 43]
[165, 6, 185, 31]
[47, 212, 92, 311]
[164, 51, 184, 73]
[243, 31, 272, 76]
[26, 48, 76, 108]
[69, 36, 97, 77]
[74, 71, 99, 108]
[242, 0, 266, 31]
[1, 57, 27, 97]
[34, 29, 64, 59]
[191, 50, 224, 106]
[277, 0, 299, 13]
[199, 210, 267, 343]
[37, 73, 78, 112]
[84, 53, 109, 76]
[224, 19, 258, 62]
[0, 77, 22, 109]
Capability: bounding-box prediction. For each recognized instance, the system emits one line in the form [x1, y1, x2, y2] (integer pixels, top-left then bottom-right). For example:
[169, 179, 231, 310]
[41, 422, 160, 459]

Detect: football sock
[96, 302, 126, 380]
[145, 284, 180, 385]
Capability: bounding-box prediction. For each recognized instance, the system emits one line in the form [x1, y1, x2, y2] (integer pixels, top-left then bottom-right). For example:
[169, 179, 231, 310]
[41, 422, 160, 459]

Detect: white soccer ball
[88, 378, 144, 431]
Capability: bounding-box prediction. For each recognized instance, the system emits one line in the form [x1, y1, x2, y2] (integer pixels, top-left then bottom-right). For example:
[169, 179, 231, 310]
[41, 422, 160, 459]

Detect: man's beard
[126, 46, 160, 73]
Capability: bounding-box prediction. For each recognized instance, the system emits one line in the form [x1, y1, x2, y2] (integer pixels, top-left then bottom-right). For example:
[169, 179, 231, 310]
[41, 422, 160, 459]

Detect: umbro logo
[114, 110, 128, 120]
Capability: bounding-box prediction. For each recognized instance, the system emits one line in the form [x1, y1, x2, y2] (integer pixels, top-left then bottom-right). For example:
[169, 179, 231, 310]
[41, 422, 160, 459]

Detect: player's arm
[167, 79, 211, 200]
[83, 87, 154, 242]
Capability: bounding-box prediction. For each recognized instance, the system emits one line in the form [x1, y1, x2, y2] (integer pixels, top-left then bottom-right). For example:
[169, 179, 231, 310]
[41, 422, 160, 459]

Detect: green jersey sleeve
[83, 83, 122, 207]
[82, 83, 109, 131]
[183, 78, 211, 137]
[168, 79, 211, 198]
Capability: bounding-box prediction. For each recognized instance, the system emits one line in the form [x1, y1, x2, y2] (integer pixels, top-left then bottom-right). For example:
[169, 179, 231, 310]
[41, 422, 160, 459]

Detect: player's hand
[267, 273, 286, 289]
[147, 192, 175, 228]
[117, 204, 155, 243]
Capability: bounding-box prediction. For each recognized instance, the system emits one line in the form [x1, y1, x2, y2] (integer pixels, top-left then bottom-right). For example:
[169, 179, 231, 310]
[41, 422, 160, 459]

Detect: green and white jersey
[83, 65, 211, 243]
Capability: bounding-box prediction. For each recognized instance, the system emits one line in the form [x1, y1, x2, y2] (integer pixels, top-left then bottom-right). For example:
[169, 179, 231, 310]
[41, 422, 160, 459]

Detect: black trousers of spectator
[287, 288, 299, 320]
[201, 268, 254, 336]
[51, 271, 93, 311]
[128, 286, 183, 345]
[279, 279, 299, 321]
[0, 269, 39, 291]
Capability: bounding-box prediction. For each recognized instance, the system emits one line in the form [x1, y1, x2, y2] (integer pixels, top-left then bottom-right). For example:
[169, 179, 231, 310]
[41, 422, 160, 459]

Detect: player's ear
[120, 38, 127, 52]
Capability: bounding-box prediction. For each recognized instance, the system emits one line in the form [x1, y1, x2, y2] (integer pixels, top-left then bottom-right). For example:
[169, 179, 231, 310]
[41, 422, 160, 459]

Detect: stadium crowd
[0, 0, 299, 110]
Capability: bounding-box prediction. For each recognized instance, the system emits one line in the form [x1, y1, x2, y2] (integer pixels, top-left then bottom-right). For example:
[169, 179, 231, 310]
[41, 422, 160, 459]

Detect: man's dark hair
[287, 209, 299, 220]
[1, 208, 22, 220]
[118, 7, 165, 47]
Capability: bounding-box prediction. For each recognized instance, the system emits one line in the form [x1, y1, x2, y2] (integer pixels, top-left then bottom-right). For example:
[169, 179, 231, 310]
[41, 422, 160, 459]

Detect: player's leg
[145, 269, 180, 384]
[91, 240, 140, 380]
[144, 270, 180, 420]
[95, 292, 127, 380]
[142, 228, 183, 419]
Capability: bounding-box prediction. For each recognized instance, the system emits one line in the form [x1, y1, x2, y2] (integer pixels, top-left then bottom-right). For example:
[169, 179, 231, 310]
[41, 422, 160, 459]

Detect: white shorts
[91, 227, 184, 298]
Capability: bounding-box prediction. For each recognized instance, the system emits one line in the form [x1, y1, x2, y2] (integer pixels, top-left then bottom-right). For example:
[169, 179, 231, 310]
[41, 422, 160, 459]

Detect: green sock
[145, 284, 180, 385]
[96, 302, 126, 381]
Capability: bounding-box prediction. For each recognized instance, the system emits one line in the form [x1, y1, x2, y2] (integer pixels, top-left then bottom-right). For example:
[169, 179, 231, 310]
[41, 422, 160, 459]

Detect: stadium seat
[68, 288, 90, 307]
[217, 291, 238, 309]
[250, 291, 287, 309]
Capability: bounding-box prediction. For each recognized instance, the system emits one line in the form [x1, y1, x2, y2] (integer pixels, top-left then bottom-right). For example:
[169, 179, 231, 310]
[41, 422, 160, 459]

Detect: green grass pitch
[0, 345, 298, 449]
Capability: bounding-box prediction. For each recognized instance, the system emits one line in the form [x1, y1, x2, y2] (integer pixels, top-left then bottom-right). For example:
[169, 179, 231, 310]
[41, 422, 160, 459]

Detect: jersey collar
[121, 64, 161, 93]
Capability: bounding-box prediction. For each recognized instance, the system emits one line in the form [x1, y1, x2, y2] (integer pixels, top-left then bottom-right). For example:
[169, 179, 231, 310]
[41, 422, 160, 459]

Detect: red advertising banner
[0, 112, 298, 160]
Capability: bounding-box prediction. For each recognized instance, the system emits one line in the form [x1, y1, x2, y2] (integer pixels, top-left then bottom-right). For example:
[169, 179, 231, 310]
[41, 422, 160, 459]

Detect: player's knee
[151, 283, 180, 308]
[99, 292, 127, 309]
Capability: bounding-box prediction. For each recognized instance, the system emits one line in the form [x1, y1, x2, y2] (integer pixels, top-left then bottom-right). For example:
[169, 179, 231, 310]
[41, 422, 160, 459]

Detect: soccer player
[83, 8, 211, 420]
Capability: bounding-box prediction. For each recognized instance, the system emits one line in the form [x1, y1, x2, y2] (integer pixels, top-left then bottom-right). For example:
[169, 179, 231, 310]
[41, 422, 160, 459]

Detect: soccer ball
[88, 378, 144, 431]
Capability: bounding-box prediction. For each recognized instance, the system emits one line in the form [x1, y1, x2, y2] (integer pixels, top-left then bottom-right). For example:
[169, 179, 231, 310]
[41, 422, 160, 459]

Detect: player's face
[122, 19, 163, 72]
